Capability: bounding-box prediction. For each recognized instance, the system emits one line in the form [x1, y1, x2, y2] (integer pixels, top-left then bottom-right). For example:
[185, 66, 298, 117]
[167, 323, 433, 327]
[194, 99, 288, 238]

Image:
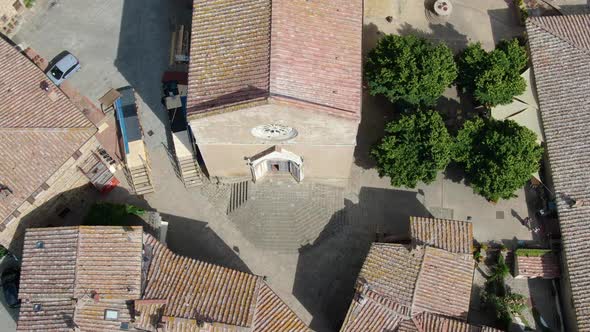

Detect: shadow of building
[114, 0, 192, 149]
[292, 186, 431, 331]
[162, 213, 251, 274]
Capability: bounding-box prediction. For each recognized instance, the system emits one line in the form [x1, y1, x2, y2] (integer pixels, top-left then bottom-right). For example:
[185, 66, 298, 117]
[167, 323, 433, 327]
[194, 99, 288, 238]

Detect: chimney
[0, 185, 12, 200]
[40, 81, 59, 101]
[90, 290, 100, 302]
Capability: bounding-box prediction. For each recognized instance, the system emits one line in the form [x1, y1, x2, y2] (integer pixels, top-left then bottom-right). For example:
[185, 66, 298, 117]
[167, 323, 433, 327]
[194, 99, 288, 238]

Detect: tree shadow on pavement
[486, 7, 525, 47]
[396, 22, 469, 53]
[292, 187, 431, 331]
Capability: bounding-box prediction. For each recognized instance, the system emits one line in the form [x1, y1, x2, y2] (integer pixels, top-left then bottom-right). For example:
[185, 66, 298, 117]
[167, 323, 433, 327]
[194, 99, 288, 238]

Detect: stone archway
[247, 146, 304, 183]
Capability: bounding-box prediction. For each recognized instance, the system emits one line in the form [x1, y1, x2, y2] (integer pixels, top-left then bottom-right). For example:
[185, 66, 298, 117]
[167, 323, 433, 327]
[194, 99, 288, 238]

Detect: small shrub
[482, 254, 526, 330]
[0, 245, 8, 259]
[473, 245, 483, 263]
[515, 248, 552, 257]
[24, 0, 35, 8]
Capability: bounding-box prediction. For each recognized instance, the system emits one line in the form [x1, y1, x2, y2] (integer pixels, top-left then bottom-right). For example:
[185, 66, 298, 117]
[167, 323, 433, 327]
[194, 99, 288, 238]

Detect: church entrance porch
[248, 146, 303, 183]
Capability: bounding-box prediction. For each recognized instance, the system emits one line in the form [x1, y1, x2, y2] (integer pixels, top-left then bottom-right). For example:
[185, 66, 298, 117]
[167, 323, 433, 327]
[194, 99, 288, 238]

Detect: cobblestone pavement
[226, 176, 345, 253]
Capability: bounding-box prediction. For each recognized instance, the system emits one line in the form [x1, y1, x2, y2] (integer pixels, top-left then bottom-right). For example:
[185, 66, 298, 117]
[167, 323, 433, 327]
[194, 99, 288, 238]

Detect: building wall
[0, 136, 101, 251]
[198, 144, 355, 180]
[0, 0, 24, 35]
[189, 103, 359, 181]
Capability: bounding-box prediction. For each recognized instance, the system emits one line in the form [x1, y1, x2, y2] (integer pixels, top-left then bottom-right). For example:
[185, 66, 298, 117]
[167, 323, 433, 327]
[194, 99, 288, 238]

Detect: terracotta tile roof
[252, 283, 309, 332]
[412, 247, 474, 319]
[526, 14, 590, 330]
[356, 243, 424, 307]
[73, 226, 143, 299]
[515, 249, 560, 279]
[396, 319, 420, 332]
[187, 0, 271, 113]
[17, 227, 80, 330]
[410, 217, 473, 254]
[18, 227, 79, 301]
[340, 235, 476, 331]
[17, 227, 308, 331]
[134, 299, 167, 331]
[143, 234, 259, 326]
[142, 234, 309, 331]
[0, 38, 95, 225]
[17, 226, 142, 332]
[17, 299, 76, 332]
[411, 312, 502, 332]
[340, 289, 409, 332]
[74, 299, 133, 332]
[269, 0, 362, 115]
[187, 0, 362, 118]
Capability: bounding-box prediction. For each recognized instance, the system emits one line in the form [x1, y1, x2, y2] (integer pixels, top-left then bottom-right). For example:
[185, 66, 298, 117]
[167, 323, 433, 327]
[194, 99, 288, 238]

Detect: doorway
[249, 147, 304, 183]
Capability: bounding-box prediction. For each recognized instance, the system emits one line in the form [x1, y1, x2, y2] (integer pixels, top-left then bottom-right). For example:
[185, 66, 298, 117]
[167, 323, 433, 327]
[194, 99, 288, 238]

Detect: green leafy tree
[454, 118, 543, 201]
[372, 110, 452, 188]
[84, 202, 145, 226]
[365, 35, 457, 107]
[0, 245, 8, 259]
[457, 39, 527, 107]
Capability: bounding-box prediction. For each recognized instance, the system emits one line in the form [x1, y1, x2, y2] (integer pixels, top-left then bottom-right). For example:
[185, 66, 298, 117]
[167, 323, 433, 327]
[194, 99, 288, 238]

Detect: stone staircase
[227, 181, 248, 214]
[128, 163, 154, 195]
[178, 155, 203, 188]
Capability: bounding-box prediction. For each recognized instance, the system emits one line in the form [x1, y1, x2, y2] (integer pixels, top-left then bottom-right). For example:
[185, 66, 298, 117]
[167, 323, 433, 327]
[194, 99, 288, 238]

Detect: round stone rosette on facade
[251, 124, 298, 140]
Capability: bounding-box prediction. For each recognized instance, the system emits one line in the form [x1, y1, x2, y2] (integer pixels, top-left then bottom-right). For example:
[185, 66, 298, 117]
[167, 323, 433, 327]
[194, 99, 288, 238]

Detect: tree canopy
[457, 39, 528, 107]
[372, 110, 452, 188]
[454, 118, 543, 202]
[84, 202, 145, 226]
[365, 34, 457, 107]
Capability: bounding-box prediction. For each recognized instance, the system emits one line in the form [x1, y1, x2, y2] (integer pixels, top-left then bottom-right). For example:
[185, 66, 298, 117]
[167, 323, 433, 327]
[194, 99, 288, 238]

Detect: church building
[187, 0, 363, 183]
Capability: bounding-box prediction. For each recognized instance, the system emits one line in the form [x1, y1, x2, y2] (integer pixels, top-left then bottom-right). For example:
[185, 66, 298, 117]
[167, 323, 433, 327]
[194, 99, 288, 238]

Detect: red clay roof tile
[187, 0, 362, 118]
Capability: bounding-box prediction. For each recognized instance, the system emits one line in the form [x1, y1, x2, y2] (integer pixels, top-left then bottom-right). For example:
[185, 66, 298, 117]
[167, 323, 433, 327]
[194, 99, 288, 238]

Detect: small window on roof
[35, 241, 44, 249]
[104, 309, 119, 320]
[33, 304, 42, 312]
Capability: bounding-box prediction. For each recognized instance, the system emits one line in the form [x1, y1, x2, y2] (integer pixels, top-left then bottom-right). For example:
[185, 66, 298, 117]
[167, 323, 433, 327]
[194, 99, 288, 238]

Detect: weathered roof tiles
[526, 14, 590, 330]
[0, 37, 95, 227]
[187, 0, 362, 118]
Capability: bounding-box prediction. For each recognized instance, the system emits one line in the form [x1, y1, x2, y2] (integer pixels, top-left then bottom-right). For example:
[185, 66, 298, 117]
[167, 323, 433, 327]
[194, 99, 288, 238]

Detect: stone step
[177, 156, 203, 189]
[227, 181, 249, 214]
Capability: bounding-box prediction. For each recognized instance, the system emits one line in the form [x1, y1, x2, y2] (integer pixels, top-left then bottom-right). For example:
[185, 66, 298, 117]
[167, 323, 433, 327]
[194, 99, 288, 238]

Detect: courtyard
[6, 0, 557, 330]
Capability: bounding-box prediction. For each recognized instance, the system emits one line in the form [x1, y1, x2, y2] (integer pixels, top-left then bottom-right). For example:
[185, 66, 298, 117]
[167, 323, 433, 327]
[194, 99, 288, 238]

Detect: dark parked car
[1, 267, 20, 308]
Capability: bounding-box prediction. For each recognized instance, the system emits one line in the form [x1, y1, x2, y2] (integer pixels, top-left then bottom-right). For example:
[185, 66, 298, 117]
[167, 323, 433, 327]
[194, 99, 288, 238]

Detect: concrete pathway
[364, 0, 524, 52]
